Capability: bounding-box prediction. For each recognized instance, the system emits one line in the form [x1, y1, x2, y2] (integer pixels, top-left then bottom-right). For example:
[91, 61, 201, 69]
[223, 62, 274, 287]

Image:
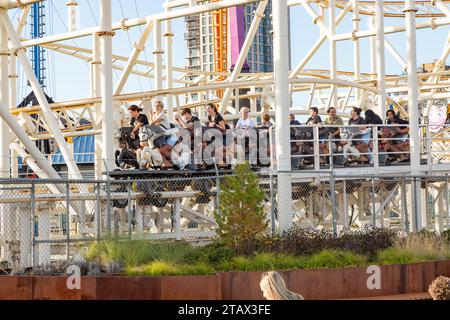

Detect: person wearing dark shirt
[205, 103, 230, 166]
[289, 113, 301, 126]
[206, 103, 227, 131]
[386, 109, 409, 139]
[386, 110, 409, 126]
[364, 109, 383, 139]
[175, 108, 200, 130]
[348, 107, 366, 126]
[128, 104, 149, 140]
[386, 109, 409, 131]
[348, 107, 371, 150]
[289, 114, 301, 142]
[365, 109, 383, 125]
[384, 110, 410, 160]
[305, 107, 323, 125]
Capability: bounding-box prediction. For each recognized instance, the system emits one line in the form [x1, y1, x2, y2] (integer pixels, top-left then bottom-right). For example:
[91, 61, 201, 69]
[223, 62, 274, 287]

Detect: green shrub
[215, 163, 268, 253]
[85, 239, 151, 267]
[213, 254, 271, 272]
[217, 251, 354, 272]
[250, 253, 306, 271]
[303, 249, 367, 269]
[126, 260, 181, 276]
[84, 239, 195, 269]
[183, 242, 235, 264]
[180, 262, 217, 275]
[85, 230, 450, 277]
[338, 227, 398, 258]
[395, 232, 450, 260]
[376, 232, 450, 265]
[145, 242, 195, 263]
[125, 260, 216, 276]
[377, 248, 422, 265]
[248, 227, 398, 258]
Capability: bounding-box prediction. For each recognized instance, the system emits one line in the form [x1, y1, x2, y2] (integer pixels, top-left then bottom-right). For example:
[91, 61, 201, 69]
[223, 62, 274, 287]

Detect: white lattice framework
[0, 0, 449, 238]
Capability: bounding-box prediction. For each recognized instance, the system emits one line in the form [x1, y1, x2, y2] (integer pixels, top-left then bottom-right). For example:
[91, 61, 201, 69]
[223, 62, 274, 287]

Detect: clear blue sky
[10, 1, 450, 109]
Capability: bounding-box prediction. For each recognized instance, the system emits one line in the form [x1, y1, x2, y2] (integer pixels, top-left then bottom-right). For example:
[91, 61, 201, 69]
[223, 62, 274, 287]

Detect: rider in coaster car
[128, 104, 149, 142]
[138, 124, 190, 170]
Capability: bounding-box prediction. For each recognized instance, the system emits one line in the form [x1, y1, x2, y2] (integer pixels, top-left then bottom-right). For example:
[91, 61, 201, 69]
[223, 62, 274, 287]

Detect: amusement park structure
[0, 0, 450, 268]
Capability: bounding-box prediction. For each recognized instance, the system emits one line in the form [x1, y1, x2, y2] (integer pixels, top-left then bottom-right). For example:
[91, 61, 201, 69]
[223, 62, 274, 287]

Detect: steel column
[375, 0, 386, 119]
[165, 1, 174, 121]
[99, 0, 115, 171]
[352, 0, 361, 103]
[0, 10, 82, 179]
[329, 0, 337, 108]
[405, 0, 421, 174]
[273, 0, 292, 232]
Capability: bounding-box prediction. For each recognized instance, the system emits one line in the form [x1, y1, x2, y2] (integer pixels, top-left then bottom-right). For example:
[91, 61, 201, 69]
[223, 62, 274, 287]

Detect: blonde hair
[429, 276, 450, 300]
[241, 107, 250, 115]
[260, 271, 304, 300]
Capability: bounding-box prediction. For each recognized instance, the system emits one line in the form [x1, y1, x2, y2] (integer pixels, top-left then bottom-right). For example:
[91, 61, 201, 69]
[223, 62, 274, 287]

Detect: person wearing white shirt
[235, 107, 255, 130]
[149, 100, 171, 129]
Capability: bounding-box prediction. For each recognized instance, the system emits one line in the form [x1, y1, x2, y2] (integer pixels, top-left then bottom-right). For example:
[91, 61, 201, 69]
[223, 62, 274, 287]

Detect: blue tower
[30, 2, 46, 88]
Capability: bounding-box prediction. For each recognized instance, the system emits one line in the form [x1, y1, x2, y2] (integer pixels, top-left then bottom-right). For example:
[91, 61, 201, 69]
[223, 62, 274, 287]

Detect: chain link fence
[0, 170, 449, 271]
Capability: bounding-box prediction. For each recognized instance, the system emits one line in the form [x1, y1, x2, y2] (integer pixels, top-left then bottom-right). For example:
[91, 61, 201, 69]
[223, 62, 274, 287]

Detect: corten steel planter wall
[0, 260, 449, 300]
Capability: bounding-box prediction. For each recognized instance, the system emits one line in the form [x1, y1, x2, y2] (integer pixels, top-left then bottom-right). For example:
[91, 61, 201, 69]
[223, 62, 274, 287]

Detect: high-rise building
[185, 14, 201, 72]
[185, 1, 273, 75]
[242, 1, 273, 73]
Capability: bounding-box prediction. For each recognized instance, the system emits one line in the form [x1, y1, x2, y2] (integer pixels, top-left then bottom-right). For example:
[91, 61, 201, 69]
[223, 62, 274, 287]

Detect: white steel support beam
[375, 0, 386, 119]
[424, 30, 450, 116]
[405, 0, 423, 229]
[319, 3, 326, 37]
[333, 17, 450, 42]
[11, 3, 27, 187]
[37, 207, 51, 265]
[154, 19, 164, 93]
[165, 2, 175, 121]
[0, 22, 10, 263]
[436, 0, 450, 17]
[18, 206, 31, 269]
[219, 0, 268, 113]
[307, 83, 315, 109]
[8, 40, 17, 178]
[0, 0, 41, 9]
[21, 0, 263, 48]
[405, 0, 421, 174]
[301, 1, 329, 36]
[289, 0, 353, 79]
[114, 19, 154, 95]
[0, 103, 61, 179]
[67, 0, 78, 32]
[273, 0, 292, 232]
[92, 32, 103, 179]
[0, 10, 82, 179]
[0, 22, 8, 178]
[369, 16, 377, 80]
[99, 0, 115, 172]
[10, 143, 52, 180]
[329, 0, 337, 108]
[353, 0, 361, 104]
[385, 38, 407, 71]
[16, 5, 30, 35]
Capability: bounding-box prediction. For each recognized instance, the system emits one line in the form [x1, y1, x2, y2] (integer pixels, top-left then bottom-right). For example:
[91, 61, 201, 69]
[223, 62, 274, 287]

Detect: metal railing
[288, 123, 450, 171]
[0, 171, 449, 270]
